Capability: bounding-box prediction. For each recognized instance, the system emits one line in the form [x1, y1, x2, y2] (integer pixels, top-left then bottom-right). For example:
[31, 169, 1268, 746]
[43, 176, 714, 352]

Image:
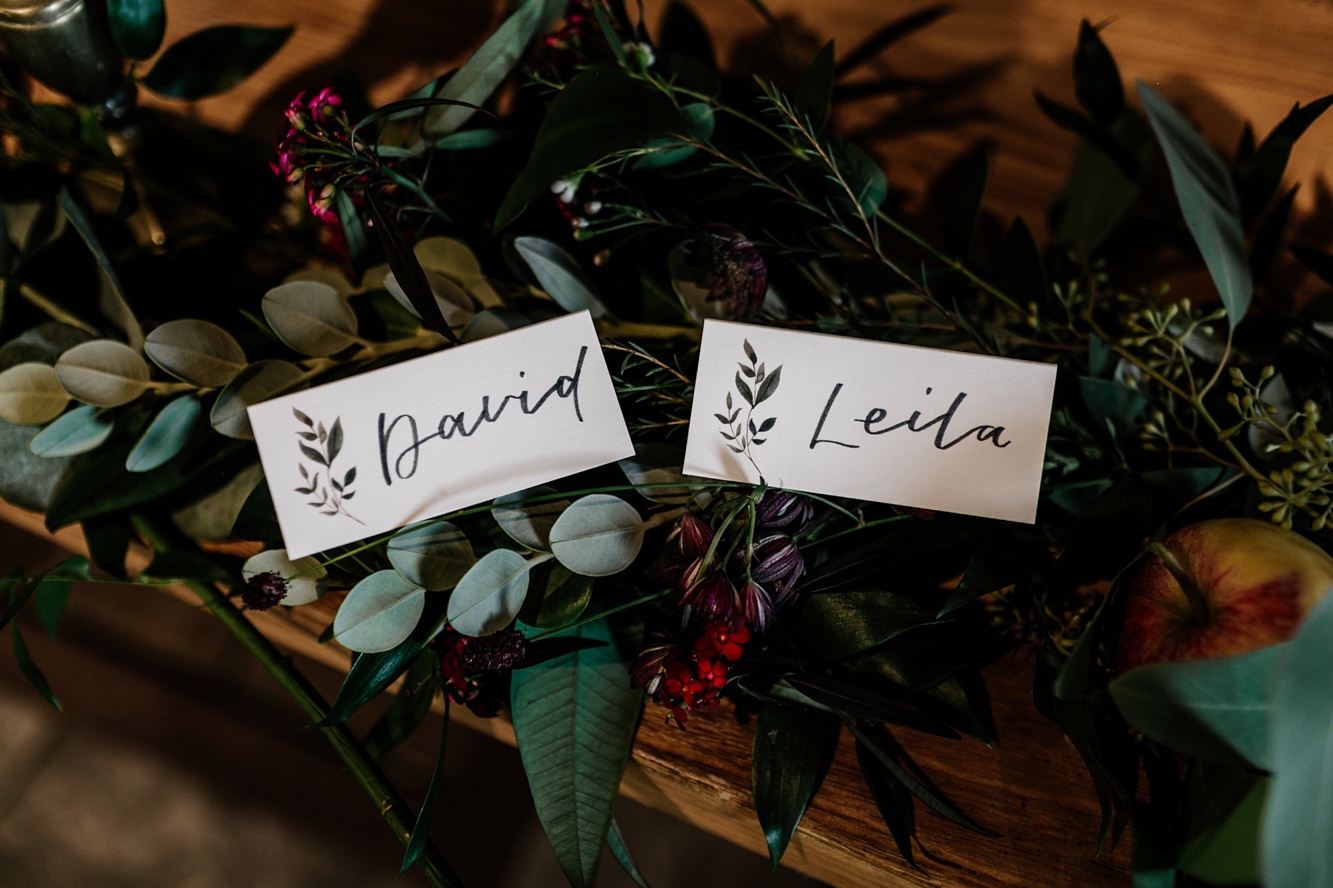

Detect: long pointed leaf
[319, 638, 423, 726]
[365, 189, 460, 343]
[607, 818, 652, 888]
[753, 703, 837, 866]
[1137, 81, 1252, 328]
[510, 619, 641, 887]
[11, 623, 60, 710]
[401, 711, 449, 874]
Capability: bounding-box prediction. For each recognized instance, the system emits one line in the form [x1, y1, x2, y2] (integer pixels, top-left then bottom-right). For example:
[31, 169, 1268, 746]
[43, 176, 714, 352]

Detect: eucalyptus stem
[132, 520, 463, 888]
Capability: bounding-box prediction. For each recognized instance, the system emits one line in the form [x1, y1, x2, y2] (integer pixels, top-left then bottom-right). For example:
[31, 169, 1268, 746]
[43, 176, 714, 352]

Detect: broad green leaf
[144, 319, 248, 387]
[108, 0, 166, 60]
[447, 549, 537, 637]
[363, 649, 438, 759]
[320, 638, 424, 726]
[1109, 646, 1279, 769]
[1137, 82, 1252, 328]
[492, 486, 569, 551]
[401, 716, 448, 874]
[514, 237, 610, 319]
[126, 395, 200, 472]
[383, 270, 474, 327]
[171, 462, 263, 541]
[241, 548, 326, 607]
[495, 67, 691, 228]
[11, 623, 59, 711]
[388, 521, 476, 590]
[32, 556, 88, 639]
[1073, 19, 1124, 126]
[54, 340, 150, 407]
[422, 0, 567, 137]
[0, 363, 70, 425]
[263, 280, 360, 356]
[753, 703, 836, 866]
[510, 619, 641, 888]
[1052, 134, 1142, 258]
[549, 494, 644, 577]
[141, 26, 293, 100]
[333, 570, 426, 653]
[210, 359, 306, 440]
[1263, 586, 1333, 888]
[524, 565, 591, 630]
[30, 405, 113, 457]
[616, 443, 692, 504]
[795, 589, 943, 659]
[941, 148, 990, 257]
[632, 102, 714, 169]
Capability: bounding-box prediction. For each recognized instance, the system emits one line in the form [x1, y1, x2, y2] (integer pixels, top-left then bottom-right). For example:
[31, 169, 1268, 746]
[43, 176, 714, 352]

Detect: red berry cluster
[641, 620, 751, 727]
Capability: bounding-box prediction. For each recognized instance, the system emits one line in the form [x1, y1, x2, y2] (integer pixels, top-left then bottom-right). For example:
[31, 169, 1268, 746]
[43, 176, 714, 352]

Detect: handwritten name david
[683, 320, 1057, 525]
[249, 312, 634, 559]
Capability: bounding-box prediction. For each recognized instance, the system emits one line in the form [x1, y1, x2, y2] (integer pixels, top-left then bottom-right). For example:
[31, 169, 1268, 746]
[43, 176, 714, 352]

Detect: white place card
[249, 312, 634, 558]
[683, 320, 1057, 524]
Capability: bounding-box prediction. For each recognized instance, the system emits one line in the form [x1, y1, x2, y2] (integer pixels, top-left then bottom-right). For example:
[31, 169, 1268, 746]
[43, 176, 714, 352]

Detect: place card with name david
[249, 312, 634, 558]
[683, 320, 1057, 524]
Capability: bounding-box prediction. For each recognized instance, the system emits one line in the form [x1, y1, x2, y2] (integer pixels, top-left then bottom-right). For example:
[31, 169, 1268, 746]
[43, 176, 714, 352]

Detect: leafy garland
[1, 1, 1332, 886]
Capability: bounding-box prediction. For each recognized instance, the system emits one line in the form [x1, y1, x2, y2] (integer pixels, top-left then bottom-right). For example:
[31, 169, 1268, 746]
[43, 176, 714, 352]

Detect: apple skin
[1116, 518, 1333, 673]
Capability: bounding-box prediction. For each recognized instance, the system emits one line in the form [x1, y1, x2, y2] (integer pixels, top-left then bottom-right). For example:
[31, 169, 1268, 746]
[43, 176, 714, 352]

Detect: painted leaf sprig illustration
[293, 408, 363, 524]
[717, 339, 781, 478]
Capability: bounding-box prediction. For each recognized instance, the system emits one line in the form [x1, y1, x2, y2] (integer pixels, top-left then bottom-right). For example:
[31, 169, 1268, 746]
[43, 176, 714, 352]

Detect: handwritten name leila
[683, 320, 1056, 525]
[378, 346, 587, 484]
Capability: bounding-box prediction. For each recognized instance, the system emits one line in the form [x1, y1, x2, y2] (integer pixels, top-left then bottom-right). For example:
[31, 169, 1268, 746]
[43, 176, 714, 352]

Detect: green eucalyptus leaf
[510, 619, 641, 888]
[795, 589, 943, 659]
[210, 359, 306, 440]
[526, 565, 591, 630]
[492, 486, 569, 551]
[387, 521, 476, 590]
[1137, 81, 1252, 328]
[422, 0, 567, 137]
[263, 280, 360, 356]
[1262, 588, 1333, 888]
[333, 570, 426, 653]
[617, 442, 692, 504]
[144, 319, 248, 387]
[241, 548, 326, 607]
[125, 395, 200, 472]
[414, 236, 485, 283]
[514, 237, 610, 319]
[549, 494, 644, 577]
[1109, 646, 1279, 769]
[108, 0, 166, 60]
[1073, 19, 1124, 126]
[30, 405, 113, 457]
[54, 340, 150, 407]
[141, 25, 293, 100]
[447, 549, 536, 637]
[321, 638, 425, 726]
[495, 67, 691, 228]
[753, 703, 836, 866]
[0, 363, 70, 425]
[171, 463, 263, 541]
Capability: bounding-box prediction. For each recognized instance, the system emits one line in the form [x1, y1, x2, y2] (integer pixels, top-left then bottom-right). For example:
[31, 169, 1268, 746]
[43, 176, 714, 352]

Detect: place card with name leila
[682, 320, 1057, 524]
[249, 312, 635, 558]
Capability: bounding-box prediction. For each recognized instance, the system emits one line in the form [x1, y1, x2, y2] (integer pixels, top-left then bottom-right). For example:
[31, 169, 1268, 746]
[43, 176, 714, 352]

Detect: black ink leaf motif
[299, 464, 309, 480]
[332, 478, 343, 493]
[713, 412, 731, 424]
[735, 372, 754, 405]
[739, 363, 755, 378]
[298, 431, 317, 442]
[295, 485, 314, 495]
[756, 365, 782, 404]
[743, 340, 757, 363]
[329, 418, 344, 462]
[749, 419, 758, 435]
[293, 408, 314, 428]
[344, 467, 356, 486]
[756, 363, 765, 384]
[726, 391, 733, 411]
[759, 417, 777, 432]
[728, 444, 744, 453]
[317, 422, 327, 443]
[342, 491, 355, 500]
[299, 442, 327, 466]
[752, 438, 766, 445]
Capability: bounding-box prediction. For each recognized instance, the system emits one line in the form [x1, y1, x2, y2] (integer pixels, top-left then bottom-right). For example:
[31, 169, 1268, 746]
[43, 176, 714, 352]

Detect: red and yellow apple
[1116, 518, 1333, 672]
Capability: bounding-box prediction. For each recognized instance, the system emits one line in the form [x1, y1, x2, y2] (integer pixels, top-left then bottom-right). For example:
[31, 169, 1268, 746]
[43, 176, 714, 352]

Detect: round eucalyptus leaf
[126, 394, 201, 473]
[145, 319, 248, 387]
[333, 570, 426, 652]
[172, 463, 263, 540]
[447, 548, 534, 637]
[283, 265, 354, 298]
[492, 486, 569, 551]
[618, 442, 693, 504]
[384, 270, 475, 327]
[242, 548, 326, 607]
[0, 362, 70, 424]
[388, 520, 476, 590]
[514, 236, 610, 319]
[465, 278, 503, 308]
[29, 405, 113, 457]
[210, 359, 306, 440]
[415, 236, 484, 282]
[462, 308, 532, 342]
[262, 280, 360, 356]
[527, 564, 592, 630]
[54, 339, 151, 407]
[549, 494, 644, 577]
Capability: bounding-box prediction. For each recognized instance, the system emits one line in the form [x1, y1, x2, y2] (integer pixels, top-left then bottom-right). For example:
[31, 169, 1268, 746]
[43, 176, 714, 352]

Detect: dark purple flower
[679, 570, 743, 622]
[696, 224, 766, 320]
[242, 571, 288, 611]
[755, 490, 815, 534]
[671, 512, 716, 560]
[750, 534, 805, 608]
